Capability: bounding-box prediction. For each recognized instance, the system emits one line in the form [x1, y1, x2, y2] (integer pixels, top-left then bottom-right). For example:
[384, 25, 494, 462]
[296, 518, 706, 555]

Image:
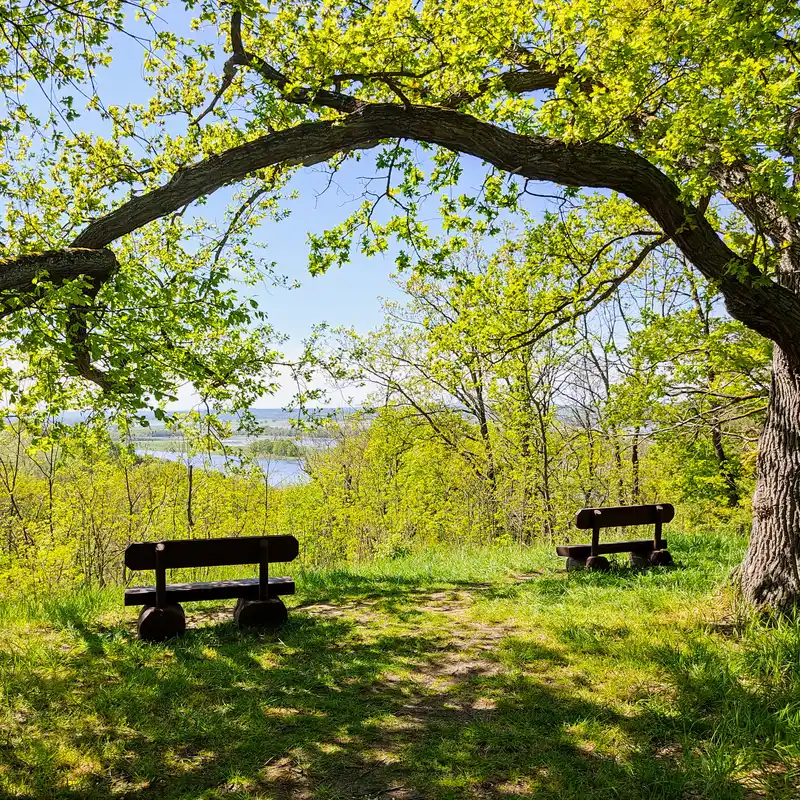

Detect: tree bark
[740, 346, 800, 610]
[711, 425, 739, 508]
[0, 248, 117, 316]
[740, 215, 800, 609]
[469, 367, 500, 537]
[612, 431, 626, 505]
[187, 463, 195, 531]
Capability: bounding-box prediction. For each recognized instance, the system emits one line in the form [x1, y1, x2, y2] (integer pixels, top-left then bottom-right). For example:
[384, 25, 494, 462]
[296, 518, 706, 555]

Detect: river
[134, 449, 308, 486]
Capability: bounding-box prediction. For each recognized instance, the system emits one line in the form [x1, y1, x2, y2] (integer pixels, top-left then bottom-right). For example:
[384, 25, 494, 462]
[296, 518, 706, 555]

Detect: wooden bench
[124, 534, 299, 641]
[556, 503, 675, 571]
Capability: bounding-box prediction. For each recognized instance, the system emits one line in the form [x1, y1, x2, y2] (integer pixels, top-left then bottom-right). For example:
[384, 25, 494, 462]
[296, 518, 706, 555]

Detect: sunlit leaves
[0, 0, 797, 439]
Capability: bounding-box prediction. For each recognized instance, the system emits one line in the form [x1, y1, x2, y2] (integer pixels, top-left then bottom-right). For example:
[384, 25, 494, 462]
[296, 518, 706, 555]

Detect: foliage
[0, 0, 797, 421]
[248, 437, 306, 458]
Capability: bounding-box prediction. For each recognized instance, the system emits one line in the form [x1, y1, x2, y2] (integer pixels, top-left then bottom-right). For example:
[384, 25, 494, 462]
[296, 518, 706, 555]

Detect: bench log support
[137, 603, 186, 642]
[137, 542, 187, 641]
[585, 509, 610, 571]
[234, 596, 288, 629]
[234, 537, 288, 630]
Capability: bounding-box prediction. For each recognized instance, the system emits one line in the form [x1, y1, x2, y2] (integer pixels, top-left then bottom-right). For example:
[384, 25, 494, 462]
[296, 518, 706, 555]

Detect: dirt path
[267, 588, 530, 799]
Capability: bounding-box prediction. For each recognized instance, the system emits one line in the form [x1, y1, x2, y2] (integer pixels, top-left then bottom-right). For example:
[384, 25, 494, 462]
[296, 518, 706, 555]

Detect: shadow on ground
[1, 578, 795, 800]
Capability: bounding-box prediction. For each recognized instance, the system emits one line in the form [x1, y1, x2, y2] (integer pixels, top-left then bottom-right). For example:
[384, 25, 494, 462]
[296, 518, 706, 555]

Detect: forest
[1, 1, 800, 798]
[0, 229, 767, 594]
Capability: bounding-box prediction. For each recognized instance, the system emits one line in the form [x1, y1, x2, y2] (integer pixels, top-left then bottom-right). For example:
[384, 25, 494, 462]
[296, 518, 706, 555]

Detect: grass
[1, 532, 799, 799]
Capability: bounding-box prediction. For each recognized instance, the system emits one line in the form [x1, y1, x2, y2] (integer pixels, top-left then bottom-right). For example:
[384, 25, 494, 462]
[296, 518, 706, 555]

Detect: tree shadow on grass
[641, 638, 800, 800]
[0, 590, 774, 800]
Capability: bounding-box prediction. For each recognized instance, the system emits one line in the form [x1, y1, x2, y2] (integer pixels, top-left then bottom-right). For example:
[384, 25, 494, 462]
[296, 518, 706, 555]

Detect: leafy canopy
[0, 0, 797, 428]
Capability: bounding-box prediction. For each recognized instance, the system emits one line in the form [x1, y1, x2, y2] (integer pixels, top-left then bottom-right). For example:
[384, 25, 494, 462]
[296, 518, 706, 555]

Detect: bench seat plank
[556, 539, 666, 558]
[124, 576, 295, 606]
[125, 535, 298, 570]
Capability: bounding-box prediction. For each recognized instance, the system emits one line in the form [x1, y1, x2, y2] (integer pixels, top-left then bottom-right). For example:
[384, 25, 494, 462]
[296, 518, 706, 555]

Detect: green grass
[1, 532, 799, 799]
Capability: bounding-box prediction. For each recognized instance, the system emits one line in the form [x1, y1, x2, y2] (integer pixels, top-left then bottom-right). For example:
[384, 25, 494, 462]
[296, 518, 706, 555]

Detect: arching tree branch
[0, 248, 117, 318]
[63, 103, 800, 366]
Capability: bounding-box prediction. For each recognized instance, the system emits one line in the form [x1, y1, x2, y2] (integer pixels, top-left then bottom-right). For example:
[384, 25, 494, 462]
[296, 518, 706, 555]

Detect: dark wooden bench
[556, 503, 675, 571]
[124, 534, 299, 641]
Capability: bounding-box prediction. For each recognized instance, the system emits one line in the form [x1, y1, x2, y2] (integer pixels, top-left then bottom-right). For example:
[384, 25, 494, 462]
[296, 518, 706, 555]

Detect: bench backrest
[575, 503, 674, 530]
[125, 534, 299, 571]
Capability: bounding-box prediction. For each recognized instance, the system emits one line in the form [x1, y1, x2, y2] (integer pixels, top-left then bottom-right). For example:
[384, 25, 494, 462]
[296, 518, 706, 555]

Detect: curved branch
[502, 234, 671, 353]
[229, 10, 359, 114]
[0, 248, 117, 317]
[67, 103, 800, 363]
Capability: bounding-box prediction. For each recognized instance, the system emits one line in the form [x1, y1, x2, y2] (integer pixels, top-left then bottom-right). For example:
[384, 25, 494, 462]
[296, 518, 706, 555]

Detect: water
[135, 449, 308, 486]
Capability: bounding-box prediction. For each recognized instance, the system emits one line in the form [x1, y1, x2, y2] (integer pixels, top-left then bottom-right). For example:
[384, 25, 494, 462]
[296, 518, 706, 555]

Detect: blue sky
[84, 5, 550, 408]
[201, 158, 411, 407]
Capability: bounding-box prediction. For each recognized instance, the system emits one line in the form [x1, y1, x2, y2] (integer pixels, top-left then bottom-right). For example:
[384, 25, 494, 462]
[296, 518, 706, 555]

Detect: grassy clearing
[1, 533, 799, 799]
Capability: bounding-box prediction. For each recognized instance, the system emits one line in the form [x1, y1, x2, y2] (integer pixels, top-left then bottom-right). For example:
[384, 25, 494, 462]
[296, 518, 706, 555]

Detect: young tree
[334, 264, 504, 532]
[2, 0, 800, 607]
[609, 263, 769, 512]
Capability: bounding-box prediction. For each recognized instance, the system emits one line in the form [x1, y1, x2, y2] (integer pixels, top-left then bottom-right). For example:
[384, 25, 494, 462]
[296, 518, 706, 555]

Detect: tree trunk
[536, 405, 557, 540]
[612, 430, 626, 505]
[711, 424, 739, 508]
[586, 425, 596, 506]
[631, 428, 640, 503]
[187, 463, 195, 531]
[740, 345, 800, 610]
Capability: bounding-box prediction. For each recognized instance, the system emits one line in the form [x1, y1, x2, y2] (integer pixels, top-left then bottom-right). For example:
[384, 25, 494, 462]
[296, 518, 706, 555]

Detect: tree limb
[63, 102, 800, 365]
[0, 248, 117, 318]
[227, 10, 361, 114]
[502, 234, 670, 353]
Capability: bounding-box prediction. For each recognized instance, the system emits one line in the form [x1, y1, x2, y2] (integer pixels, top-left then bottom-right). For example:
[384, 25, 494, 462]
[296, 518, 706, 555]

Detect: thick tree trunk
[740, 345, 800, 610]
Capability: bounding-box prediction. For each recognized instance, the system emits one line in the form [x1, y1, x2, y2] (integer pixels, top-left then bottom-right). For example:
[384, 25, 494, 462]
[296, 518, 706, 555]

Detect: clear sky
[83, 4, 550, 409]
[188, 157, 412, 408]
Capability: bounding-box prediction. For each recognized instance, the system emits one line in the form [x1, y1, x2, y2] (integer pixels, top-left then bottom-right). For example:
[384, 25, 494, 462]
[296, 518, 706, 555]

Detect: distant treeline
[246, 439, 307, 458]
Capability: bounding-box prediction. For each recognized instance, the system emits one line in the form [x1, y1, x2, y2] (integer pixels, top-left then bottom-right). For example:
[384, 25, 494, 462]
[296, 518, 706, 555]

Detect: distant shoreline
[131, 440, 317, 461]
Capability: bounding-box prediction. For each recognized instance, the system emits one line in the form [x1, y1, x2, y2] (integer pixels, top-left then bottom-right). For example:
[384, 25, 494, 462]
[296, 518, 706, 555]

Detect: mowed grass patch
[1, 532, 799, 799]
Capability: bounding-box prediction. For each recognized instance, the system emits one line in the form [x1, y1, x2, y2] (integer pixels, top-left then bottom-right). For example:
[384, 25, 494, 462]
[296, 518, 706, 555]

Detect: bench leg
[649, 549, 674, 567]
[137, 603, 186, 642]
[234, 597, 288, 630]
[586, 555, 610, 572]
